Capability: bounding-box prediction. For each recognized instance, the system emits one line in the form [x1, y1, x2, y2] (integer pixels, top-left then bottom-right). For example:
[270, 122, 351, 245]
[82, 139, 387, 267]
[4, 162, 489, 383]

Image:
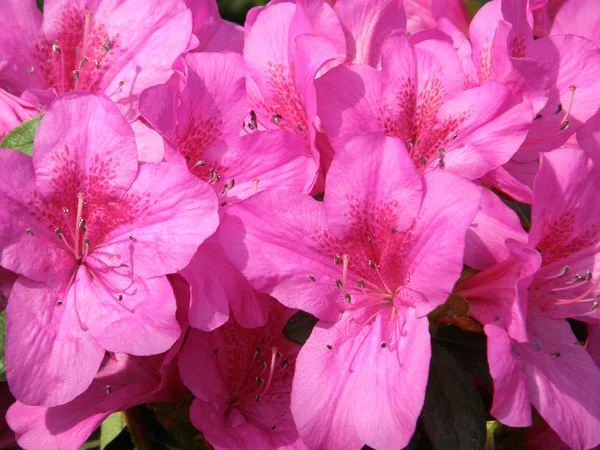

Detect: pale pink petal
[74, 267, 180, 355]
[332, 0, 406, 67]
[6, 275, 104, 407]
[33, 93, 138, 202]
[465, 187, 528, 270]
[292, 306, 430, 450]
[90, 162, 219, 279]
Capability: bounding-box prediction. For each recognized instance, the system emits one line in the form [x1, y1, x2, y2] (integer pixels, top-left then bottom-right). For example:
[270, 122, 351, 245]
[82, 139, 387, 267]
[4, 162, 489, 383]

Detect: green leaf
[36, 0, 44, 11]
[0, 113, 45, 156]
[100, 413, 127, 450]
[420, 343, 487, 450]
[0, 309, 6, 382]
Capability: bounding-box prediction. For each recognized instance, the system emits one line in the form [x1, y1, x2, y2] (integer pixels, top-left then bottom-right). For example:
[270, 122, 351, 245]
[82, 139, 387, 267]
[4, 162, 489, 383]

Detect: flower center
[31, 9, 117, 94]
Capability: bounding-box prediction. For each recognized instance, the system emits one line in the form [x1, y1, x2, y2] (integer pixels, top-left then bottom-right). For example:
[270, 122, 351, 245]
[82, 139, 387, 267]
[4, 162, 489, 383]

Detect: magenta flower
[551, 0, 600, 48]
[7, 350, 185, 450]
[0, 93, 218, 407]
[316, 32, 532, 180]
[0, 0, 193, 120]
[457, 146, 600, 449]
[178, 298, 305, 450]
[140, 51, 314, 331]
[218, 134, 480, 448]
[243, 0, 346, 182]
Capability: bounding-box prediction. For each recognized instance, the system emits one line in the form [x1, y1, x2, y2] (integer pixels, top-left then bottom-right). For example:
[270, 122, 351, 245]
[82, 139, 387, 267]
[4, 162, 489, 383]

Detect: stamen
[527, 85, 576, 145]
[229, 178, 235, 189]
[26, 228, 34, 236]
[128, 234, 134, 240]
[309, 274, 316, 282]
[553, 275, 600, 306]
[258, 347, 279, 398]
[450, 133, 457, 140]
[28, 66, 34, 75]
[82, 12, 92, 61]
[272, 114, 282, 125]
[380, 342, 387, 348]
[252, 179, 260, 195]
[248, 110, 257, 130]
[341, 254, 350, 299]
[105, 385, 112, 394]
[546, 265, 570, 279]
[81, 238, 90, 260]
[74, 193, 85, 259]
[419, 155, 427, 165]
[438, 147, 446, 169]
[335, 279, 342, 289]
[326, 344, 332, 350]
[193, 160, 206, 168]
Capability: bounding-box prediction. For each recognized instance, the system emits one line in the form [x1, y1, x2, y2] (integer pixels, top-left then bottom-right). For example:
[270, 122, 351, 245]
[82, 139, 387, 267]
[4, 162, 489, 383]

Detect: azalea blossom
[219, 134, 480, 448]
[0, 0, 194, 120]
[457, 146, 600, 449]
[178, 297, 305, 450]
[0, 93, 218, 407]
[316, 31, 532, 180]
[140, 51, 314, 331]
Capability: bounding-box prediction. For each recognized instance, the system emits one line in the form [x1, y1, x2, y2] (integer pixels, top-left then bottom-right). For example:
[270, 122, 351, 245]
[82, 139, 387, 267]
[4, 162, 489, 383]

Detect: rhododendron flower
[178, 298, 305, 450]
[219, 134, 480, 448]
[457, 146, 600, 449]
[316, 32, 532, 180]
[141, 51, 314, 331]
[551, 0, 600, 48]
[243, 0, 346, 182]
[6, 274, 191, 450]
[0, 93, 218, 407]
[0, 0, 193, 120]
[8, 351, 186, 450]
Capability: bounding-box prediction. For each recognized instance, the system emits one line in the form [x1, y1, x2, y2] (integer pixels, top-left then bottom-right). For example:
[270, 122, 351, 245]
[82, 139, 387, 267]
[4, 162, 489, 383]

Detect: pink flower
[316, 31, 532, 180]
[0, 0, 194, 120]
[0, 93, 218, 407]
[457, 146, 600, 449]
[219, 134, 481, 448]
[6, 274, 191, 450]
[7, 350, 186, 450]
[178, 298, 306, 450]
[140, 51, 315, 331]
[243, 0, 346, 184]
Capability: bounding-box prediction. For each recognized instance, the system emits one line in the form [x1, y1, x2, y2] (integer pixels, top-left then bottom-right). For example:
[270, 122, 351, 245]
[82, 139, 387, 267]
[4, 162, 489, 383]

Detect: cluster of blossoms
[0, 0, 600, 449]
